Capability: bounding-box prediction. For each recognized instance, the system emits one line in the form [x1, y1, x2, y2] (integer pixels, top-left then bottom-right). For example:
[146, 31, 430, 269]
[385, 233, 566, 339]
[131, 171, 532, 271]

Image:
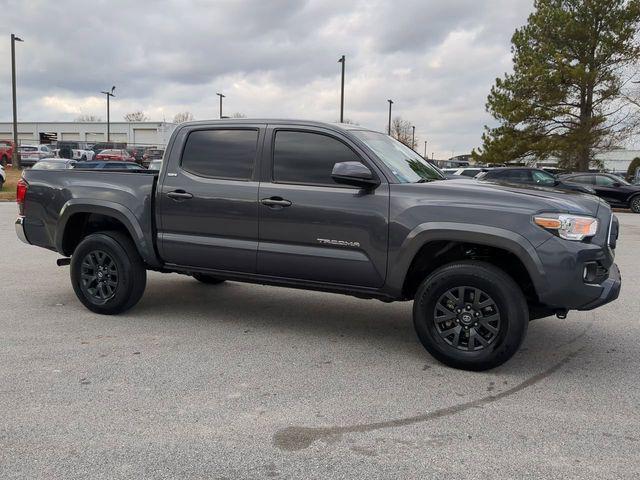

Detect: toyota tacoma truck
[15, 120, 621, 370]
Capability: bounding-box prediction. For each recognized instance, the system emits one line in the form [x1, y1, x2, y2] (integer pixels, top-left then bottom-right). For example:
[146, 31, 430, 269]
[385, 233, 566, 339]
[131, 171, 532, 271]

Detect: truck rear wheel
[192, 273, 225, 285]
[70, 231, 147, 315]
[413, 261, 528, 371]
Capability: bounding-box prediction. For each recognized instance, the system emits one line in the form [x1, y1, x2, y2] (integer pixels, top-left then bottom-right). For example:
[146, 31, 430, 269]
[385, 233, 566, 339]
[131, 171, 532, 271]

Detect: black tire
[192, 273, 225, 285]
[413, 261, 528, 371]
[630, 195, 640, 214]
[70, 231, 147, 314]
[0, 180, 4, 191]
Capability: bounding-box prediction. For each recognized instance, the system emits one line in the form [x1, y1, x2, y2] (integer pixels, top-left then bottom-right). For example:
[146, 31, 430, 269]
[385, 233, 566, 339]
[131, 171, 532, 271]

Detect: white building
[0, 121, 176, 147]
[514, 149, 640, 173]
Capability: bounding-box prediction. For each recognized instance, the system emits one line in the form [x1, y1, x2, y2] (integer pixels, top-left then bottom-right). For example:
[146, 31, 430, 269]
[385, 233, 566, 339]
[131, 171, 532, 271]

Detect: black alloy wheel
[433, 286, 501, 351]
[79, 250, 119, 304]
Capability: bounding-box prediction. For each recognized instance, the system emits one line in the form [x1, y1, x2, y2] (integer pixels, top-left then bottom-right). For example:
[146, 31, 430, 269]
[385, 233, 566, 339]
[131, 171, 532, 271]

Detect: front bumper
[15, 216, 29, 244]
[578, 262, 621, 310]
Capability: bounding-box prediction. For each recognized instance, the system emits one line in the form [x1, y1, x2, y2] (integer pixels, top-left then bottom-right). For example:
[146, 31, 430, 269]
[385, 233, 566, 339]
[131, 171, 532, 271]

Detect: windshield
[351, 130, 445, 183]
[614, 176, 631, 186]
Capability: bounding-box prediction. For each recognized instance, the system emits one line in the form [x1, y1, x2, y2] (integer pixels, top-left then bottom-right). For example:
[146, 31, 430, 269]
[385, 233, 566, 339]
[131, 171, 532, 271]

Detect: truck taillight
[16, 178, 28, 213]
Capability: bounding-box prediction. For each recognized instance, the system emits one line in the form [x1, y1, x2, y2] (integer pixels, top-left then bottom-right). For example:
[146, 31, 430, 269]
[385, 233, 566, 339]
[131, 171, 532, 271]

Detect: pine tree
[475, 0, 640, 171]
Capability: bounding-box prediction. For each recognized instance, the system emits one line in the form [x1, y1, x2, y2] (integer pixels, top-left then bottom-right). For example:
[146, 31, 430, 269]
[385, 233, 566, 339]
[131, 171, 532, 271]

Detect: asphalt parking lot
[1, 202, 639, 480]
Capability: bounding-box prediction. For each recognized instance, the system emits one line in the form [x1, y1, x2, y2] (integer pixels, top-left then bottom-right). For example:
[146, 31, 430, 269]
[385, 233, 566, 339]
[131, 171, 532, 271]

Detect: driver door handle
[261, 197, 292, 207]
[167, 190, 193, 200]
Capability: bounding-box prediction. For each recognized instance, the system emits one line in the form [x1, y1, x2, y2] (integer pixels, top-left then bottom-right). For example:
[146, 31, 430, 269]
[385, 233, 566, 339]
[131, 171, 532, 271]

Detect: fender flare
[55, 199, 160, 267]
[386, 222, 549, 299]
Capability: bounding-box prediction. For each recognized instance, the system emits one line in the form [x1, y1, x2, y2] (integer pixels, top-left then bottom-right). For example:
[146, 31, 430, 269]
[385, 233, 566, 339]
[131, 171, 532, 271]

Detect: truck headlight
[534, 214, 598, 241]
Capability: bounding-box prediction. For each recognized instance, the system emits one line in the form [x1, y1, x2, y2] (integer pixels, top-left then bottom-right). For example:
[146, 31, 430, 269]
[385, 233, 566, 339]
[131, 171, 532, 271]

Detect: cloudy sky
[0, 0, 533, 157]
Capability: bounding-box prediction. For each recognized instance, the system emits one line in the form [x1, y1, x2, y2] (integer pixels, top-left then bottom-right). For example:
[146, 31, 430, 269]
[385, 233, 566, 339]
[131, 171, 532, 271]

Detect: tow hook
[555, 309, 568, 319]
[56, 257, 71, 267]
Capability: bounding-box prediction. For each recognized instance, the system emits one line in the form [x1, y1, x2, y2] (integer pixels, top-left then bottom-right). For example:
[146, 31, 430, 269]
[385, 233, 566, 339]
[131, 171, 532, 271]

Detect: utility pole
[424, 140, 427, 158]
[11, 34, 24, 168]
[100, 86, 116, 142]
[387, 99, 393, 135]
[338, 55, 345, 123]
[216, 92, 225, 119]
[412, 125, 415, 150]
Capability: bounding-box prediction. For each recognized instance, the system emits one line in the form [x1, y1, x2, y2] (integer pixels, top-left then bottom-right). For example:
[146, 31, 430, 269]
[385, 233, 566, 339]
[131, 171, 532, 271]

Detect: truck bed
[20, 169, 159, 265]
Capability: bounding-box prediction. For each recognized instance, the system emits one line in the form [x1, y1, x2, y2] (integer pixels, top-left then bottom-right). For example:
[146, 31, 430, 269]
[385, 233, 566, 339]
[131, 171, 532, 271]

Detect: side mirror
[612, 182, 621, 187]
[331, 161, 380, 189]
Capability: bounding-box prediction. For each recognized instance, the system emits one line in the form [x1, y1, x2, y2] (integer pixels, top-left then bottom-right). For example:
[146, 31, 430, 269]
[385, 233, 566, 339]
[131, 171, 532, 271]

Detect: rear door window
[500, 169, 531, 183]
[568, 175, 595, 185]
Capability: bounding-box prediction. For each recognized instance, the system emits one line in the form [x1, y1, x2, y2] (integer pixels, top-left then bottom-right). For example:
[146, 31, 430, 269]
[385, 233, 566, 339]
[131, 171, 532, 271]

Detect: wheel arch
[387, 223, 549, 301]
[56, 200, 159, 266]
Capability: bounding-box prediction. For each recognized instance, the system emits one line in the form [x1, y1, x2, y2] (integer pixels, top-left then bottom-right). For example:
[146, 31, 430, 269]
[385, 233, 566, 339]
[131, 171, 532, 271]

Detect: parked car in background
[142, 148, 164, 167]
[442, 167, 489, 179]
[147, 159, 163, 170]
[560, 172, 640, 213]
[0, 140, 16, 166]
[55, 141, 95, 161]
[90, 142, 127, 156]
[129, 146, 149, 164]
[17, 145, 54, 167]
[94, 149, 136, 162]
[477, 167, 595, 194]
[31, 158, 77, 170]
[0, 164, 5, 189]
[74, 161, 144, 170]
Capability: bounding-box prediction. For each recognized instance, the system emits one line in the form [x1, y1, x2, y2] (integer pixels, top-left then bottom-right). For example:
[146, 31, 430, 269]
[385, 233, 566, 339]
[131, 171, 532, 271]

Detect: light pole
[338, 55, 345, 123]
[412, 125, 415, 150]
[216, 92, 225, 119]
[11, 34, 24, 168]
[424, 140, 427, 159]
[387, 99, 393, 135]
[100, 86, 115, 142]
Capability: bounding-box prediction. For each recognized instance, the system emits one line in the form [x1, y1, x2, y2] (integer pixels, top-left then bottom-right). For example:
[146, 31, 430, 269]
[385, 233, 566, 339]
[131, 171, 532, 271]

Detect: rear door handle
[167, 190, 193, 200]
[261, 197, 292, 207]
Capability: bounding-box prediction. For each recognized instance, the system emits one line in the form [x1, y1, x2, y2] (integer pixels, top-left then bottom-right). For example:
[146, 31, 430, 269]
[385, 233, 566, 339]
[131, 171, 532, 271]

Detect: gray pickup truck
[15, 120, 621, 370]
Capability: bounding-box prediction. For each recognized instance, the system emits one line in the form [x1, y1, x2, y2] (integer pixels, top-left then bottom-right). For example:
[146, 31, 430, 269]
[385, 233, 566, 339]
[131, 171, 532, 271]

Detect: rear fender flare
[56, 199, 159, 267]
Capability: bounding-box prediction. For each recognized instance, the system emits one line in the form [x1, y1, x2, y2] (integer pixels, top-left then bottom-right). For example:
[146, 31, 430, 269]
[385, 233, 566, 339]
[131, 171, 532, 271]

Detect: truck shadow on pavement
[133, 274, 595, 366]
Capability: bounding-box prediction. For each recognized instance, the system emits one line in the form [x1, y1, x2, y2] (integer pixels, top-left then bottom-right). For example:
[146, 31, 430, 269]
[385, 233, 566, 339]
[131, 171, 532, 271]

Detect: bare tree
[173, 112, 195, 124]
[123, 111, 149, 122]
[75, 114, 102, 122]
[390, 117, 416, 149]
[230, 112, 247, 118]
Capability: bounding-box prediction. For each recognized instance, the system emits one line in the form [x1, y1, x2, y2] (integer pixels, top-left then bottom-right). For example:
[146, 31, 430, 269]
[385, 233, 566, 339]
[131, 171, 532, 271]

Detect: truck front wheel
[413, 261, 528, 371]
[70, 231, 147, 314]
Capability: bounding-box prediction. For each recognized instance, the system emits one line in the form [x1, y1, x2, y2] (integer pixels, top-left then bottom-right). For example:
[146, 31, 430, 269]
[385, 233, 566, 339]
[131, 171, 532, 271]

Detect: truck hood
[402, 178, 602, 217]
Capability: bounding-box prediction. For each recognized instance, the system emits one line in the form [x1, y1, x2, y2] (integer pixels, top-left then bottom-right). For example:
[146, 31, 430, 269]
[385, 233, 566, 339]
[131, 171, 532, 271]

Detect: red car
[0, 140, 16, 166]
[94, 149, 135, 162]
